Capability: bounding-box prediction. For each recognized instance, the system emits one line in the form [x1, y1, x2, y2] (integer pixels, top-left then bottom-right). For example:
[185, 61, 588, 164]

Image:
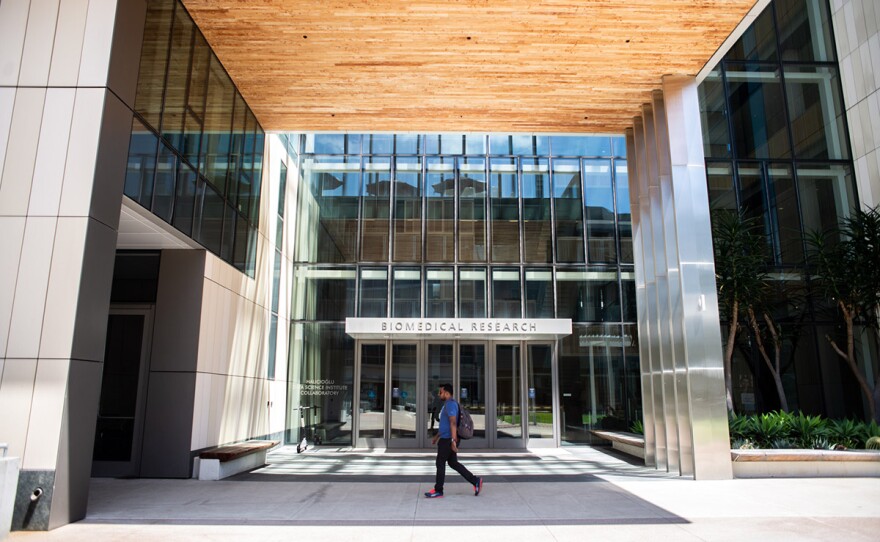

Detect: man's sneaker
[424, 489, 444, 498]
[474, 477, 483, 496]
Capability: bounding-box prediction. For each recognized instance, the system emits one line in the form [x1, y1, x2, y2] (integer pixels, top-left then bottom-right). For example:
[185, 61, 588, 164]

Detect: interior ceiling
[181, 0, 757, 134]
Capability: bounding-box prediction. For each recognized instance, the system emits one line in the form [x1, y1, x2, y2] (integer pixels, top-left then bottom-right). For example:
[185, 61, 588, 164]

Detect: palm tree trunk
[725, 301, 738, 413]
[748, 307, 789, 411]
[827, 301, 877, 423]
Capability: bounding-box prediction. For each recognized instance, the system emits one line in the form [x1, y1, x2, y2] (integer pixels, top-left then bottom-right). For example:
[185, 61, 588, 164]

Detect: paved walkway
[8, 446, 880, 541]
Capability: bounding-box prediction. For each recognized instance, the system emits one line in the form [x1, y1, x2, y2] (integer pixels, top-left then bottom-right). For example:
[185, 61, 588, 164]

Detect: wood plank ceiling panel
[181, 0, 756, 134]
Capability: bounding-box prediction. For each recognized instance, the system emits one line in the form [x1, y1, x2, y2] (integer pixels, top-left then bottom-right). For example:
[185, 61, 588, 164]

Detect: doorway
[353, 340, 557, 448]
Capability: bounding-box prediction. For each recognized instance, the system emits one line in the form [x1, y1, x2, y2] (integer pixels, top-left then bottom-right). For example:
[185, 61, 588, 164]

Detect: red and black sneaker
[424, 489, 444, 498]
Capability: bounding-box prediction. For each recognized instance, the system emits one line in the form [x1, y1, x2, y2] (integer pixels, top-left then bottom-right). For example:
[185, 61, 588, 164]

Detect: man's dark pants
[434, 438, 477, 492]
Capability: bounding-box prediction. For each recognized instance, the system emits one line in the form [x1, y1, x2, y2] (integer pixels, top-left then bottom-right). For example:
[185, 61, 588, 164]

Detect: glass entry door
[356, 343, 387, 447]
[493, 344, 525, 448]
[389, 343, 419, 446]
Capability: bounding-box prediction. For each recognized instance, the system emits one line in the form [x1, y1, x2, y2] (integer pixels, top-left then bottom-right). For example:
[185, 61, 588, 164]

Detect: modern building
[0, 0, 877, 531]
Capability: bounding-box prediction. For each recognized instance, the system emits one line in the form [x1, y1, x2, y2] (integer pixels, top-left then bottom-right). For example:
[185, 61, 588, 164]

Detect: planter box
[731, 449, 880, 478]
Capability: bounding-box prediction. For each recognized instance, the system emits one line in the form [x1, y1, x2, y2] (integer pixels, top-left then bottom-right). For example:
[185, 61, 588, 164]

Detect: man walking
[424, 383, 483, 498]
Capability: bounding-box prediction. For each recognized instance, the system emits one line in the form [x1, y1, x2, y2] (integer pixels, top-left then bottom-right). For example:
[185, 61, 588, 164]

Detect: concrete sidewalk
[8, 446, 880, 541]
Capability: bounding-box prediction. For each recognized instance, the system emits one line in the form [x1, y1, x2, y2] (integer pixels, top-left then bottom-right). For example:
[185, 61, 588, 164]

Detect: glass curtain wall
[125, 0, 264, 274]
[288, 133, 639, 444]
[699, 0, 867, 419]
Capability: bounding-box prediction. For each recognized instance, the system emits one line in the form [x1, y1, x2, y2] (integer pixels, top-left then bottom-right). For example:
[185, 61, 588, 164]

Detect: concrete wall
[831, 0, 880, 208]
[0, 0, 147, 529]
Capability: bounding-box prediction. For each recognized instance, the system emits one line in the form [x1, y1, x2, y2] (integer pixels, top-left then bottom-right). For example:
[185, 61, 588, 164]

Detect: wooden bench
[731, 448, 880, 478]
[196, 440, 278, 480]
[590, 430, 645, 460]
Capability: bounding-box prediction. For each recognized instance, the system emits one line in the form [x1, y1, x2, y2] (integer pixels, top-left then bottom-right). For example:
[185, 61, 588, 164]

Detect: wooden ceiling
[181, 0, 757, 134]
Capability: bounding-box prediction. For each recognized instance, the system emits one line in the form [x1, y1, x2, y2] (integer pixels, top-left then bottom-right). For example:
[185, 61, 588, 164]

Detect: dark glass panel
[110, 252, 161, 304]
[698, 69, 731, 159]
[133, 0, 173, 129]
[304, 134, 361, 154]
[392, 267, 421, 317]
[292, 267, 356, 321]
[458, 158, 487, 262]
[220, 202, 235, 261]
[527, 344, 553, 439]
[495, 344, 522, 439]
[251, 128, 265, 221]
[559, 324, 628, 443]
[556, 268, 588, 322]
[584, 159, 616, 263]
[391, 157, 421, 262]
[621, 273, 637, 322]
[124, 119, 158, 208]
[182, 31, 209, 169]
[550, 136, 611, 157]
[152, 142, 177, 223]
[727, 64, 791, 159]
[783, 66, 849, 160]
[522, 158, 552, 262]
[491, 268, 521, 318]
[160, 3, 193, 151]
[426, 267, 454, 318]
[236, 111, 255, 219]
[776, 0, 835, 62]
[489, 158, 520, 262]
[426, 134, 463, 155]
[196, 181, 223, 255]
[706, 161, 737, 212]
[525, 269, 553, 318]
[459, 345, 486, 439]
[768, 163, 803, 264]
[489, 134, 549, 156]
[553, 159, 585, 263]
[200, 54, 234, 195]
[425, 157, 455, 262]
[358, 267, 388, 317]
[358, 342, 385, 439]
[292, 323, 354, 445]
[295, 156, 360, 263]
[459, 268, 486, 318]
[228, 92, 246, 205]
[737, 163, 774, 263]
[362, 158, 391, 262]
[172, 161, 197, 236]
[232, 212, 248, 271]
[390, 344, 417, 439]
[797, 163, 856, 240]
[615, 161, 633, 264]
[725, 6, 778, 61]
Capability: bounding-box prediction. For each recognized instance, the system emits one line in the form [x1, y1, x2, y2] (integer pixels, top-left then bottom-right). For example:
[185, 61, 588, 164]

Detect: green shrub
[630, 419, 644, 435]
[748, 411, 789, 448]
[789, 412, 828, 448]
[728, 412, 750, 440]
[828, 418, 862, 449]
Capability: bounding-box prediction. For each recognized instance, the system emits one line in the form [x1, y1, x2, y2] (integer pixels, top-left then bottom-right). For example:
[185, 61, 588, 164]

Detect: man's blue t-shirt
[438, 399, 459, 439]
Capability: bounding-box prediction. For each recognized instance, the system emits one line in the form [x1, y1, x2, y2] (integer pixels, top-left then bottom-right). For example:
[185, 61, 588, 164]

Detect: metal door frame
[91, 304, 154, 477]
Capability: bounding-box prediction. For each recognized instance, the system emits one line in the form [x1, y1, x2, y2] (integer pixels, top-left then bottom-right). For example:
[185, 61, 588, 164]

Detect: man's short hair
[440, 383, 453, 395]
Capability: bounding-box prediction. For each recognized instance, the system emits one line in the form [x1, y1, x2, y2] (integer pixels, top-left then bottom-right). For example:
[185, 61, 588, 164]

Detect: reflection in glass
[797, 163, 855, 240]
[183, 32, 209, 169]
[304, 134, 361, 154]
[292, 323, 354, 445]
[459, 268, 486, 317]
[727, 65, 791, 159]
[358, 268, 388, 317]
[295, 157, 360, 263]
[553, 159, 585, 262]
[496, 344, 522, 439]
[196, 180, 223, 254]
[621, 273, 637, 322]
[153, 143, 176, 223]
[706, 162, 737, 212]
[584, 160, 616, 263]
[172, 162, 197, 236]
[391, 344, 418, 439]
[459, 344, 486, 439]
[737, 163, 774, 264]
[492, 268, 521, 318]
[359, 344, 386, 439]
[426, 134, 463, 155]
[426, 157, 455, 261]
[768, 164, 802, 264]
[161, 4, 193, 151]
[559, 325, 627, 444]
[615, 161, 633, 264]
[489, 135, 549, 156]
[426, 344, 453, 436]
[201, 55, 234, 195]
[361, 158, 391, 261]
[522, 158, 552, 262]
[784, 66, 849, 160]
[124, 120, 158, 208]
[551, 136, 611, 157]
[459, 158, 487, 262]
[426, 268, 454, 318]
[525, 269, 554, 318]
[490, 158, 520, 262]
[527, 345, 553, 439]
[392, 268, 421, 317]
[698, 69, 731, 159]
[393, 157, 422, 261]
[776, 0, 835, 62]
[726, 5, 777, 61]
[133, 0, 173, 128]
[292, 267, 356, 321]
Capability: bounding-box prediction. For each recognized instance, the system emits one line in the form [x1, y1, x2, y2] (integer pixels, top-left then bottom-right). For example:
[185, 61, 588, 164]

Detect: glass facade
[699, 0, 869, 419]
[288, 134, 639, 445]
[124, 0, 264, 274]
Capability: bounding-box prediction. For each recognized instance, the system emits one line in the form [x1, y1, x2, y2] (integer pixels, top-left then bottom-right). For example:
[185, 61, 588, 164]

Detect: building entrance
[354, 341, 557, 449]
